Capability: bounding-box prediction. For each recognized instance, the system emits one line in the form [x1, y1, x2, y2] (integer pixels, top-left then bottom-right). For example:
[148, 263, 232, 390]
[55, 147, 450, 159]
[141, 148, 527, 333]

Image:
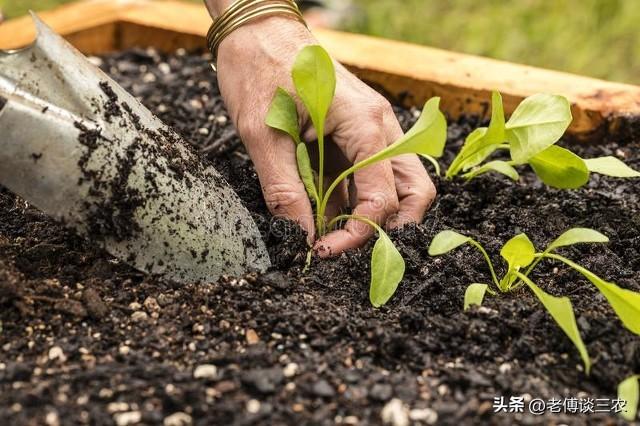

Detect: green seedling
[445, 91, 640, 188]
[429, 227, 640, 373]
[618, 375, 640, 421]
[266, 45, 447, 307]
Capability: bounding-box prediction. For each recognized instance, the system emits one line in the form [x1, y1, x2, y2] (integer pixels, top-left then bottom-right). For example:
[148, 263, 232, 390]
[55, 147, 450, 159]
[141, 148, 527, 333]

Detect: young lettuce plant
[618, 375, 639, 421]
[445, 91, 640, 188]
[265, 45, 447, 307]
[428, 227, 640, 373]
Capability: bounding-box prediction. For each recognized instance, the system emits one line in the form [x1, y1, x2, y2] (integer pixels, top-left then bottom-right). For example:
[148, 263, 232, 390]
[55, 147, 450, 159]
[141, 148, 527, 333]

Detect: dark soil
[1, 48, 639, 426]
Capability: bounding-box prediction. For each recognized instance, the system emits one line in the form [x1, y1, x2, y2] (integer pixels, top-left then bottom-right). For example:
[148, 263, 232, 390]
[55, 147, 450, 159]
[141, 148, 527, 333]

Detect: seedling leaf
[428, 230, 471, 256]
[292, 45, 336, 198]
[500, 233, 535, 270]
[618, 375, 640, 421]
[292, 45, 335, 136]
[547, 228, 609, 252]
[402, 98, 447, 157]
[370, 229, 405, 307]
[463, 160, 520, 181]
[528, 145, 590, 189]
[484, 91, 506, 145]
[266, 87, 301, 144]
[544, 254, 640, 335]
[464, 283, 489, 310]
[500, 233, 536, 290]
[386, 98, 447, 158]
[516, 272, 591, 374]
[296, 143, 319, 205]
[449, 91, 506, 176]
[506, 94, 572, 163]
[584, 156, 640, 178]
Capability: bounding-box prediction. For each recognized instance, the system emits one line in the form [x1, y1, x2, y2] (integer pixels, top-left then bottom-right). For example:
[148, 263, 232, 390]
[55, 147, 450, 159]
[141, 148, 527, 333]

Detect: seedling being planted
[428, 228, 640, 373]
[265, 45, 447, 307]
[445, 91, 640, 188]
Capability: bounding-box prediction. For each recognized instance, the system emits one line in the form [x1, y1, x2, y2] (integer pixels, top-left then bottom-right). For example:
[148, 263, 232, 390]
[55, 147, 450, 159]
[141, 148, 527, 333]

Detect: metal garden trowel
[0, 14, 271, 283]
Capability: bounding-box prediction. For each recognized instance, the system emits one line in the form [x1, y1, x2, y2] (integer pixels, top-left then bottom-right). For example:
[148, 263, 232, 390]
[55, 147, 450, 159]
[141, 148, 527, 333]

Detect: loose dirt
[0, 48, 638, 425]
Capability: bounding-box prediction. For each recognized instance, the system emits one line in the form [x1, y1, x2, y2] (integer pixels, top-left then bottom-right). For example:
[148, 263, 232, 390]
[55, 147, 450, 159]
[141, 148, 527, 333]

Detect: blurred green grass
[2, 0, 639, 84]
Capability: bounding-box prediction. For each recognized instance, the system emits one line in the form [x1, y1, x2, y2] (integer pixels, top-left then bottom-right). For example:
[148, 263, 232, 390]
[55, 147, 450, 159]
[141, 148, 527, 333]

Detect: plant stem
[318, 146, 397, 234]
[468, 240, 501, 289]
[446, 143, 512, 179]
[327, 214, 383, 234]
[318, 133, 325, 200]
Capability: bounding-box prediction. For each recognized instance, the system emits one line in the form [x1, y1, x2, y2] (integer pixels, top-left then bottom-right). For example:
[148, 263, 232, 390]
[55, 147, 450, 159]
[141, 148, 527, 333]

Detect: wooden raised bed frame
[1, 0, 640, 140]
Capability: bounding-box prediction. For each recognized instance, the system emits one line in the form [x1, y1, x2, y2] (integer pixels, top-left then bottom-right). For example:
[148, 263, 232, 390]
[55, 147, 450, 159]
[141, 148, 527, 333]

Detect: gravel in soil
[0, 48, 639, 425]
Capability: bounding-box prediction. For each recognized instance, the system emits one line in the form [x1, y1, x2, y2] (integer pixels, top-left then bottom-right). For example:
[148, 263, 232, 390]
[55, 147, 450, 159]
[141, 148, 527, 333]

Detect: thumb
[244, 132, 316, 244]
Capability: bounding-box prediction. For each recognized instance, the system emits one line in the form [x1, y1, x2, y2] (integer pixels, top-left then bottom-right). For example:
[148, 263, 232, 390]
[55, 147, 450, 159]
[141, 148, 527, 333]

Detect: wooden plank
[0, 0, 130, 51]
[2, 0, 639, 139]
[314, 29, 640, 138]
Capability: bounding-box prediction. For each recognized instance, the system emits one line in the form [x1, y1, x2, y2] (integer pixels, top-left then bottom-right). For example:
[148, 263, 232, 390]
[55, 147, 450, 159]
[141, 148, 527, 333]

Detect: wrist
[205, 0, 235, 17]
[217, 15, 315, 69]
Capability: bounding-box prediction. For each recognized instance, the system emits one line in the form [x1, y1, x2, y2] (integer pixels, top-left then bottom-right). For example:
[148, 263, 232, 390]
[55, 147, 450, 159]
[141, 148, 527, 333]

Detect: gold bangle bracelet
[206, 0, 306, 72]
[211, 6, 303, 55]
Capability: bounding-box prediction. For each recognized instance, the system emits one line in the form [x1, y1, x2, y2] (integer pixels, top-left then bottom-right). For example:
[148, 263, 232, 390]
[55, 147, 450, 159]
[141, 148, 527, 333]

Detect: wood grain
[1, 0, 639, 139]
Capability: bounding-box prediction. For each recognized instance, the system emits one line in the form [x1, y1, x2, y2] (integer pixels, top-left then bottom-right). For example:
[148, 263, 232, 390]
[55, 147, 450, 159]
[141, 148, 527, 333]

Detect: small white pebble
[99, 388, 114, 398]
[118, 345, 130, 355]
[114, 411, 141, 426]
[283, 363, 298, 378]
[437, 384, 449, 396]
[193, 364, 218, 380]
[163, 412, 192, 426]
[197, 127, 209, 136]
[142, 73, 156, 83]
[499, 362, 512, 374]
[342, 416, 359, 425]
[107, 402, 129, 413]
[131, 311, 148, 322]
[158, 63, 171, 75]
[246, 399, 261, 414]
[158, 104, 168, 113]
[128, 302, 141, 310]
[189, 99, 203, 110]
[477, 306, 497, 315]
[48, 346, 66, 362]
[215, 115, 228, 126]
[144, 297, 160, 313]
[381, 399, 409, 426]
[409, 408, 438, 424]
[45, 411, 60, 426]
[176, 48, 187, 57]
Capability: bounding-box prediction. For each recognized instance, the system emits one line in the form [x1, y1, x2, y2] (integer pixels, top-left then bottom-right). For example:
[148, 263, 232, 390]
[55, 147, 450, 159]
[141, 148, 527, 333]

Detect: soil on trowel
[0, 48, 639, 425]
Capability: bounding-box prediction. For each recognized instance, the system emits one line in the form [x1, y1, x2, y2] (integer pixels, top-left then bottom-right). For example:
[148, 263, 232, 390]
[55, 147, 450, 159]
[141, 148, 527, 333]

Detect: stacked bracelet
[207, 0, 307, 71]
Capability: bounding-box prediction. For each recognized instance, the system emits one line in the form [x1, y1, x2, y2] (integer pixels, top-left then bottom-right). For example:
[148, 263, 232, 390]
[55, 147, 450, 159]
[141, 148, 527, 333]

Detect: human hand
[214, 15, 436, 256]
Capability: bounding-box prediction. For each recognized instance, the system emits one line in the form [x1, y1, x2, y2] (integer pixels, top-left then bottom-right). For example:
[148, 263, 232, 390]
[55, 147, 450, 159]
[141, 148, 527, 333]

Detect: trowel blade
[0, 14, 271, 283]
